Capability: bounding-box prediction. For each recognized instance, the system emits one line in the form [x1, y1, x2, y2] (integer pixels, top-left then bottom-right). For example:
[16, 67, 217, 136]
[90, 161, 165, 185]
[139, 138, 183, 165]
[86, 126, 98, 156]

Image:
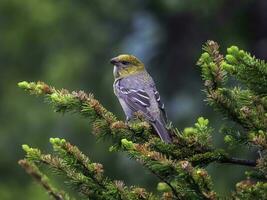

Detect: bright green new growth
[18, 41, 266, 199]
[225, 45, 267, 94]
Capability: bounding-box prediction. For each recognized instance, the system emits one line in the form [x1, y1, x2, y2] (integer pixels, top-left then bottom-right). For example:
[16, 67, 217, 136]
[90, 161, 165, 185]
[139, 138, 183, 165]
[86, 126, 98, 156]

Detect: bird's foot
[257, 150, 263, 159]
[125, 117, 131, 125]
[166, 121, 173, 130]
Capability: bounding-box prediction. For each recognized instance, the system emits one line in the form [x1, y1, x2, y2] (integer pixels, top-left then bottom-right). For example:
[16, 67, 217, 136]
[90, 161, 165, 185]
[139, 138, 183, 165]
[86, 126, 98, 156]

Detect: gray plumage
[113, 70, 172, 143]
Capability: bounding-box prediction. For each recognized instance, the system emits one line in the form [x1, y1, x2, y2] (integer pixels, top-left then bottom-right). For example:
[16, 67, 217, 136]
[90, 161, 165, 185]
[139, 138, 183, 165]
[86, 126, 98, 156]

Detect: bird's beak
[110, 57, 119, 65]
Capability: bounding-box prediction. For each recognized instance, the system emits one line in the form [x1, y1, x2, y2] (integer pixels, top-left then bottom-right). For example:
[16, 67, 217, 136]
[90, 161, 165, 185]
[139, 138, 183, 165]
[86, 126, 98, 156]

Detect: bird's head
[110, 54, 145, 79]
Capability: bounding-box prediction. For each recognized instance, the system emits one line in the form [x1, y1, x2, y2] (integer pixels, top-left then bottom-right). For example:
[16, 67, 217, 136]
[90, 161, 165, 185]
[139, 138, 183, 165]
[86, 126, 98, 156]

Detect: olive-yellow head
[110, 54, 145, 79]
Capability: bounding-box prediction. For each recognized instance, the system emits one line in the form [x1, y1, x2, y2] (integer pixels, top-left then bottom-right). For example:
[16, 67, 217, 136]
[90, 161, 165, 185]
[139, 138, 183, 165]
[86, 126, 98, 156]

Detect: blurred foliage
[0, 0, 267, 199]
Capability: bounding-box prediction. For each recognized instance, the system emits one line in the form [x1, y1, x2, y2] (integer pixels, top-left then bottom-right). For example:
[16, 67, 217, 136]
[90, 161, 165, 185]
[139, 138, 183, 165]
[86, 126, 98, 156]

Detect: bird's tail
[152, 120, 172, 143]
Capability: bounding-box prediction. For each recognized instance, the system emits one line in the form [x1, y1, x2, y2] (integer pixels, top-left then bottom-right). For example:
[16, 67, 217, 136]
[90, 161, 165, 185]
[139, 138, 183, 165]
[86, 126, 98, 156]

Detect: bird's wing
[116, 80, 171, 143]
[118, 86, 155, 122]
[153, 86, 168, 124]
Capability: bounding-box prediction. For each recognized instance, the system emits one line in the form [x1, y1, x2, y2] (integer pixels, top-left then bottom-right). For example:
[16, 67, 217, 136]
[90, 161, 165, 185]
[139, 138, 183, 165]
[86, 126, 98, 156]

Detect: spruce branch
[21, 139, 157, 200]
[18, 40, 266, 199]
[17, 81, 219, 198]
[22, 145, 96, 198]
[225, 45, 267, 95]
[18, 81, 257, 169]
[17, 82, 213, 159]
[233, 180, 267, 199]
[197, 41, 266, 198]
[18, 159, 72, 200]
[121, 139, 216, 200]
[18, 81, 153, 143]
[197, 41, 267, 134]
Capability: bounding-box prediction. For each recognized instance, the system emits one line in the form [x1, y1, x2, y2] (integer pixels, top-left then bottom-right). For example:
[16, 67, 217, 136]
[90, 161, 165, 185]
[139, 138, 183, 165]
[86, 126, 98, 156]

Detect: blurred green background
[0, 0, 266, 199]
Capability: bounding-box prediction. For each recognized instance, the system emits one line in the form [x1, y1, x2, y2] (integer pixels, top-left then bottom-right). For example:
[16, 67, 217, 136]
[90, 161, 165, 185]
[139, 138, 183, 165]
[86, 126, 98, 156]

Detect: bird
[110, 54, 172, 143]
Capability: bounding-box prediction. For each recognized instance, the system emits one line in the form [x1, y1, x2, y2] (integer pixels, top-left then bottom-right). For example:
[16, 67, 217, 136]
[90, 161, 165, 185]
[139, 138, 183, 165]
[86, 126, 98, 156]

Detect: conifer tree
[18, 41, 266, 199]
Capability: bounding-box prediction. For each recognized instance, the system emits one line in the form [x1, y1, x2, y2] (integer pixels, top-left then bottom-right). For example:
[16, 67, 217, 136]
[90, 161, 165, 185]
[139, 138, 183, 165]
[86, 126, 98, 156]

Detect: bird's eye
[121, 61, 130, 65]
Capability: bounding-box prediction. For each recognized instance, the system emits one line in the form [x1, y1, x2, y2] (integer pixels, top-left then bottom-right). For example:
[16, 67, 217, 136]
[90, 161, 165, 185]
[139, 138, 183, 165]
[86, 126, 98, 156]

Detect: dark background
[0, 0, 266, 199]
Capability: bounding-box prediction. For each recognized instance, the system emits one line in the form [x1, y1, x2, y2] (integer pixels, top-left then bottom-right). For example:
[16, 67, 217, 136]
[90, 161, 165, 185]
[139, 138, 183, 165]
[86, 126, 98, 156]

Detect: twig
[220, 157, 256, 167]
[18, 159, 68, 200]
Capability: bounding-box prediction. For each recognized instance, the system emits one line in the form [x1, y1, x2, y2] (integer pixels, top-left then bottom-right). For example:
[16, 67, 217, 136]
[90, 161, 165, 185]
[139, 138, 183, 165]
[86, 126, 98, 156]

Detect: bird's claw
[257, 150, 263, 159]
[125, 117, 131, 125]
